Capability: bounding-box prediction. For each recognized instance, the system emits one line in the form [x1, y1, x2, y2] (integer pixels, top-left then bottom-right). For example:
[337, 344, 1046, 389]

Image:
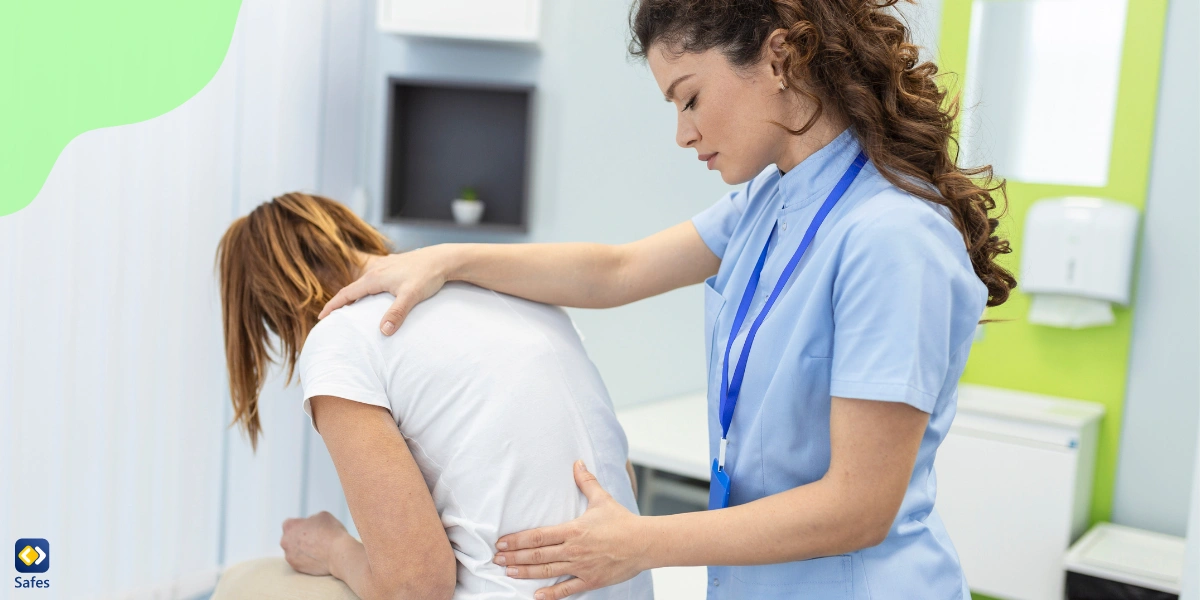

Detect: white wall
[0, 0, 368, 595]
[1112, 0, 1200, 538]
[1, 39, 235, 600]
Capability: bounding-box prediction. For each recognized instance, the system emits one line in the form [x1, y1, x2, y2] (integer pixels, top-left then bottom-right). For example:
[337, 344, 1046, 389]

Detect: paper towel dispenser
[1021, 197, 1139, 328]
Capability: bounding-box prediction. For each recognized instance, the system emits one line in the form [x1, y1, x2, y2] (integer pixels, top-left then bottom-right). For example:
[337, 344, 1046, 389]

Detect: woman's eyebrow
[664, 74, 695, 102]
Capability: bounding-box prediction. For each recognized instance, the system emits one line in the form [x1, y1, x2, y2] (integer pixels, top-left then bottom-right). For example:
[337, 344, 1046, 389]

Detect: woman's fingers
[501, 561, 572, 580]
[494, 543, 569, 567]
[496, 523, 571, 552]
[537, 576, 592, 600]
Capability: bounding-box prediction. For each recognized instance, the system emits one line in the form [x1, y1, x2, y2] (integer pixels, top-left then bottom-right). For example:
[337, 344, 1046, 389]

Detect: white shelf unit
[1065, 522, 1186, 596]
[935, 384, 1106, 600]
[377, 0, 541, 45]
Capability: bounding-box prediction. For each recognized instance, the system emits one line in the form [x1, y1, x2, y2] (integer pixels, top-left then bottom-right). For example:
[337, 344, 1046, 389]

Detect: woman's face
[648, 41, 799, 185]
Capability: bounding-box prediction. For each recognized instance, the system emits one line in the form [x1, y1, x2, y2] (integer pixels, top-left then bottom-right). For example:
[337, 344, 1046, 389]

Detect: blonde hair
[215, 193, 392, 449]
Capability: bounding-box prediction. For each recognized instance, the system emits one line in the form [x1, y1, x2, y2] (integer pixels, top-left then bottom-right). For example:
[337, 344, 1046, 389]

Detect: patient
[213, 193, 653, 600]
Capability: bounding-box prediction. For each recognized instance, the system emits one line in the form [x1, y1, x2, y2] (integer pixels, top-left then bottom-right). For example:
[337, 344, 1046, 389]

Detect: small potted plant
[451, 186, 485, 225]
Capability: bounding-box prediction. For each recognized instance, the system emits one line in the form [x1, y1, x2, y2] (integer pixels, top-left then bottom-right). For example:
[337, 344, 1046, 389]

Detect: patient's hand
[280, 511, 349, 577]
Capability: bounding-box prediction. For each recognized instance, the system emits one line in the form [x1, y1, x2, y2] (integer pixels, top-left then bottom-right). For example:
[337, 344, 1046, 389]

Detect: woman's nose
[676, 114, 699, 149]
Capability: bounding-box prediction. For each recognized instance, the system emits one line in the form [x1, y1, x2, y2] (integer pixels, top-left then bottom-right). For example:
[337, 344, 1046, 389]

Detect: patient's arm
[303, 395, 456, 600]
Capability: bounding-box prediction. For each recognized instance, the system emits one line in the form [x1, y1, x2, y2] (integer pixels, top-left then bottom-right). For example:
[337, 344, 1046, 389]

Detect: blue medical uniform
[692, 128, 987, 599]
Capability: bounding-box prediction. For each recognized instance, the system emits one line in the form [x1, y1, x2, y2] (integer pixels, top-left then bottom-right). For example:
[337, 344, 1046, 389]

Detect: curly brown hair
[629, 0, 1015, 306]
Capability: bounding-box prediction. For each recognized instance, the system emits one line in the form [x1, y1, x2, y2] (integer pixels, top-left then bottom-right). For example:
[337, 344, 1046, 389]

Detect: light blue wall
[1111, 0, 1200, 538]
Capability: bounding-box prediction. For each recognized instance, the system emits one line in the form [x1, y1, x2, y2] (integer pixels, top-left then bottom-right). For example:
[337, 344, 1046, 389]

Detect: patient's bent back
[297, 282, 653, 600]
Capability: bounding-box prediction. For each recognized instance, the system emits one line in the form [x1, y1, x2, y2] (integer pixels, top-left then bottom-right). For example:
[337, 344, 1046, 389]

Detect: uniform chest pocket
[703, 275, 727, 369]
[730, 555, 853, 597]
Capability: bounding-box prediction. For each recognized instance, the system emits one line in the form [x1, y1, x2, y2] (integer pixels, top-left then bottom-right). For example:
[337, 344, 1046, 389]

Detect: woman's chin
[718, 165, 754, 186]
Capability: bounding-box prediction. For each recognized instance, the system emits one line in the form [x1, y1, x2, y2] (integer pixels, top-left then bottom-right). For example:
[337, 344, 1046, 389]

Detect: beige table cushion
[211, 557, 360, 600]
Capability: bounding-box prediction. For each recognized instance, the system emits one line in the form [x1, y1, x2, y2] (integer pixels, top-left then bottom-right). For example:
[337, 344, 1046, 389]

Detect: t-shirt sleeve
[829, 207, 966, 413]
[296, 314, 391, 430]
[691, 186, 749, 260]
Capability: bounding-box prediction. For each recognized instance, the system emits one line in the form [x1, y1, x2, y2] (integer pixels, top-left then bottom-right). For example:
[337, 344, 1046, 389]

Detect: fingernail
[536, 594, 545, 600]
[506, 567, 518, 576]
[494, 555, 506, 565]
[382, 321, 395, 335]
[497, 541, 508, 550]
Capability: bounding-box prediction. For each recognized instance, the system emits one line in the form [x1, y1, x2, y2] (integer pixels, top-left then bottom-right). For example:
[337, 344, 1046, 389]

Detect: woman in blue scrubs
[320, 0, 1016, 598]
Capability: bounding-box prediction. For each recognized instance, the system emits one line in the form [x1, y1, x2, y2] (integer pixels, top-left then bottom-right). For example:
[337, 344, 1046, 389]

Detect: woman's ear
[765, 28, 790, 77]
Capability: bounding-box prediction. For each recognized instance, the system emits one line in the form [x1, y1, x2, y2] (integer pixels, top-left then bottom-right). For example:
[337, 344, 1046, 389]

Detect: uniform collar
[776, 128, 862, 210]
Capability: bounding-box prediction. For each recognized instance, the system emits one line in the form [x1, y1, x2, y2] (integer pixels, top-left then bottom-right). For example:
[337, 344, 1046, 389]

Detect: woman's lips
[699, 152, 718, 169]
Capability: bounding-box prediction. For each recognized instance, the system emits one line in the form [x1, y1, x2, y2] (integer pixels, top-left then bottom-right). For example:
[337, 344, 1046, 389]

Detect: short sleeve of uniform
[296, 313, 391, 430]
[829, 204, 969, 413]
[691, 187, 748, 260]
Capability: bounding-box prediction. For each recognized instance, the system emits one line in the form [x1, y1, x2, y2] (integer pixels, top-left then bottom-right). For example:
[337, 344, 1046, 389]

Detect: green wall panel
[939, 0, 1169, 528]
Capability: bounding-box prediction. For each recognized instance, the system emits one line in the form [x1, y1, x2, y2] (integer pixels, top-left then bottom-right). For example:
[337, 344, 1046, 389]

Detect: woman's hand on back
[493, 461, 652, 600]
[319, 246, 453, 335]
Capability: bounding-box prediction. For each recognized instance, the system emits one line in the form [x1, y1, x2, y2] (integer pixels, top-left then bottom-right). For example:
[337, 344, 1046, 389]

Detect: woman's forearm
[638, 478, 889, 569]
[327, 534, 390, 600]
[327, 533, 452, 600]
[442, 242, 629, 309]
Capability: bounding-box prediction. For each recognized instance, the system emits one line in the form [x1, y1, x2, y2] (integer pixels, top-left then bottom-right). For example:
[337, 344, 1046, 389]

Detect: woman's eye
[683, 95, 697, 111]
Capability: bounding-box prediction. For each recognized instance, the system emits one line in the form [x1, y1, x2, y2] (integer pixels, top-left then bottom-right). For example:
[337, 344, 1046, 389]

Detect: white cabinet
[377, 0, 541, 44]
[935, 384, 1105, 600]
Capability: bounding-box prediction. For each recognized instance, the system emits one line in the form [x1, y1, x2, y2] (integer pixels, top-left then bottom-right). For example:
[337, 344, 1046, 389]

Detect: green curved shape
[0, 1, 242, 216]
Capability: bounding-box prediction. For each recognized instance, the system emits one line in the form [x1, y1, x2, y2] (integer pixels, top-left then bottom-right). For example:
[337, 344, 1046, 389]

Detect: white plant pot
[451, 199, 485, 225]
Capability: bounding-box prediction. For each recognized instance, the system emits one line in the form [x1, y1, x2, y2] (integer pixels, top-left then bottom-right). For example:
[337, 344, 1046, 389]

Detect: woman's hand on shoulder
[319, 245, 455, 335]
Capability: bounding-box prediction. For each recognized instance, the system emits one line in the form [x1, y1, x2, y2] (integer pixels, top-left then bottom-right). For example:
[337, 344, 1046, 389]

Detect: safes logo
[14, 540, 48, 574]
[13, 539, 50, 591]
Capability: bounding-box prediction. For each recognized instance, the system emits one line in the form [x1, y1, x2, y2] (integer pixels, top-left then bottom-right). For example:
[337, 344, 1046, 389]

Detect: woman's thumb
[573, 460, 609, 504]
[380, 296, 411, 335]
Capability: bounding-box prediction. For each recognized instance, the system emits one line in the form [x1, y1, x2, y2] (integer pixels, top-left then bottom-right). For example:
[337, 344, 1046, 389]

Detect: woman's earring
[778, 79, 788, 90]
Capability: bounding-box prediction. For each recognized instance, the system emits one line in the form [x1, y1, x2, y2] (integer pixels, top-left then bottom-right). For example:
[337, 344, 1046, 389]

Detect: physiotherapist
[320, 0, 1016, 598]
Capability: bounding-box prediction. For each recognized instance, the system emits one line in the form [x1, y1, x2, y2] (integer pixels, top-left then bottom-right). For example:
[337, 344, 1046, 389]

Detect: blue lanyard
[716, 151, 867, 471]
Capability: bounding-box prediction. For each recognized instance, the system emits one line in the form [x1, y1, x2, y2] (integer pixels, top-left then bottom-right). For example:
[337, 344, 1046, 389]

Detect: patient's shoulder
[300, 295, 393, 363]
[313, 295, 393, 336]
[297, 297, 391, 400]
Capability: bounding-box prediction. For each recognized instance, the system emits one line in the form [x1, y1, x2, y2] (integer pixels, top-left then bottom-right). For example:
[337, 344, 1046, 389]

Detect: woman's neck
[775, 106, 850, 174]
[353, 251, 382, 280]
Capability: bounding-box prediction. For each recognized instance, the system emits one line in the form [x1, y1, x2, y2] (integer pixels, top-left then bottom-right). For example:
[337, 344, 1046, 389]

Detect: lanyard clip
[718, 437, 728, 471]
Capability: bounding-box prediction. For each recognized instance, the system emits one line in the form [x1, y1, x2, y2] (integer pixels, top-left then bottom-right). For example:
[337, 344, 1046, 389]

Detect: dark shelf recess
[383, 77, 534, 231]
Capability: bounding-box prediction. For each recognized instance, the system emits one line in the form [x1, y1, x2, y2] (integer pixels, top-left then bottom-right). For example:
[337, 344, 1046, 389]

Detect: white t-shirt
[297, 282, 654, 600]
